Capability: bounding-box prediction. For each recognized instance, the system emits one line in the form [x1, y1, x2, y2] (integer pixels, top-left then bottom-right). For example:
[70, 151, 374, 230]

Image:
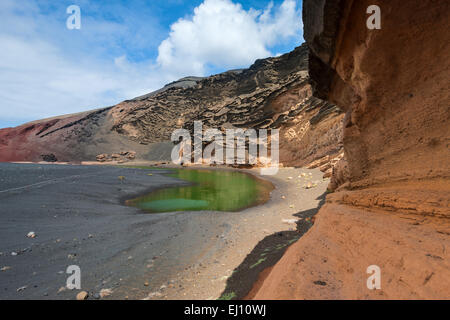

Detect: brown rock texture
[252, 0, 450, 299]
[0, 44, 343, 166]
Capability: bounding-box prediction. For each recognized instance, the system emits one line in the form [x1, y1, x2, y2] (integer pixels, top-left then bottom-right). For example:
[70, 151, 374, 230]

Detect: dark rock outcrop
[40, 154, 58, 163]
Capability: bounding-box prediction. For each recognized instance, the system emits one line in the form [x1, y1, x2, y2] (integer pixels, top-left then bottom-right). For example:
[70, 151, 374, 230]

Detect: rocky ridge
[0, 44, 344, 169]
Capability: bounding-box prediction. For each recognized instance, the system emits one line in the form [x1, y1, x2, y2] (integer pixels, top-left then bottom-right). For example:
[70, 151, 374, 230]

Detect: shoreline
[0, 162, 328, 300]
[120, 166, 276, 215]
[129, 165, 329, 300]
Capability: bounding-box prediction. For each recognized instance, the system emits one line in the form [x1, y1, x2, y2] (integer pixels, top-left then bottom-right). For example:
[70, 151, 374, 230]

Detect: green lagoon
[127, 169, 273, 213]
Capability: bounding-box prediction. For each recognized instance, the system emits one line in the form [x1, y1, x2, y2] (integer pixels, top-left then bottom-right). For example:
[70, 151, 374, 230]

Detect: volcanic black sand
[0, 163, 328, 300]
[0, 163, 241, 299]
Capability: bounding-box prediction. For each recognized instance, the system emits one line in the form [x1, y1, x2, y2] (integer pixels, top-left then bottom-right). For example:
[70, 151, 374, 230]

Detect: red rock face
[0, 118, 69, 162]
[0, 109, 114, 162]
[253, 0, 450, 299]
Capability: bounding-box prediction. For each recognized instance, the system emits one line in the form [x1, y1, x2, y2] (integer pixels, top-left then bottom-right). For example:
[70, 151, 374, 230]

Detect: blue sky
[0, 0, 304, 128]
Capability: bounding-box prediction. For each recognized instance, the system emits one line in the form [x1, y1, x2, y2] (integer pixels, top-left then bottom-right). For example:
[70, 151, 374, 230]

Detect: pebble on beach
[27, 232, 36, 238]
[99, 288, 113, 298]
[76, 291, 89, 300]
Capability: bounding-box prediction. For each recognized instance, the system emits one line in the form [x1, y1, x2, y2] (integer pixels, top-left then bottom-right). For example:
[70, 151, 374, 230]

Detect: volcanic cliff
[0, 44, 343, 168]
[252, 0, 450, 299]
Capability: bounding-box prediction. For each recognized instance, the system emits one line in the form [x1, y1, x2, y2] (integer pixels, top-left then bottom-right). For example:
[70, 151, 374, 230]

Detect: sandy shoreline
[134, 166, 329, 300]
[0, 162, 328, 300]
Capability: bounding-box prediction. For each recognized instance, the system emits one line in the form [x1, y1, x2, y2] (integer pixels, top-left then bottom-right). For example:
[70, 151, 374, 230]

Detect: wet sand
[0, 163, 328, 300]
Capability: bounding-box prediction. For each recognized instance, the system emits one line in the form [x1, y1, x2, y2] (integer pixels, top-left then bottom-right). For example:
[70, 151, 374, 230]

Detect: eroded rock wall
[0, 44, 344, 167]
[253, 0, 450, 299]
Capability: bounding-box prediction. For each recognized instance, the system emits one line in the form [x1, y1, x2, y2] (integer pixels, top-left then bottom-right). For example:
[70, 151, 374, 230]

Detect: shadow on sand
[218, 192, 327, 300]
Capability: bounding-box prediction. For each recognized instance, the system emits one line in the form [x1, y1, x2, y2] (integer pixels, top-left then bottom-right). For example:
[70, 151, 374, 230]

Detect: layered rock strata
[252, 0, 450, 299]
[0, 44, 344, 167]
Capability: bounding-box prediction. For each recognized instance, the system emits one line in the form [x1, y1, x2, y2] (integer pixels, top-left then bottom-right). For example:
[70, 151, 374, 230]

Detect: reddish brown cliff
[253, 0, 450, 299]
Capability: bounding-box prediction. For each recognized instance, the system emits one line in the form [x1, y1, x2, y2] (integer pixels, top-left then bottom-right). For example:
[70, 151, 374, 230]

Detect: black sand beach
[0, 163, 328, 300]
[0, 163, 239, 299]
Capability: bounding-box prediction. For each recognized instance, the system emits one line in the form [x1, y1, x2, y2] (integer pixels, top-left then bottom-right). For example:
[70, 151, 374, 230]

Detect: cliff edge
[252, 0, 450, 299]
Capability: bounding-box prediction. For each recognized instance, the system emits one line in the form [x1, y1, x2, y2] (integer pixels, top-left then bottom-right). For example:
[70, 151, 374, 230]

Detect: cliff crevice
[252, 0, 450, 299]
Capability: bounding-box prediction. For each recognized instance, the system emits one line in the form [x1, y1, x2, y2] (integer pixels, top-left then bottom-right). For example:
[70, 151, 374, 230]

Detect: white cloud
[0, 0, 302, 127]
[0, 0, 162, 124]
[0, 32, 161, 122]
[157, 0, 302, 78]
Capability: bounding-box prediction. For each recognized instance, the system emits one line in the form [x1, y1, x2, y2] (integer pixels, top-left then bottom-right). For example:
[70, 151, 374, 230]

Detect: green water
[127, 169, 273, 213]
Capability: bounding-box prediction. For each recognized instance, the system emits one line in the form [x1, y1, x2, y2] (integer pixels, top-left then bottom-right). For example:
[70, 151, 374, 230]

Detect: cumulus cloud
[0, 0, 302, 128]
[157, 0, 302, 78]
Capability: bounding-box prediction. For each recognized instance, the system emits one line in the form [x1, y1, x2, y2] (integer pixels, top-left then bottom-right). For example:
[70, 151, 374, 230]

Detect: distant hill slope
[0, 44, 343, 165]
